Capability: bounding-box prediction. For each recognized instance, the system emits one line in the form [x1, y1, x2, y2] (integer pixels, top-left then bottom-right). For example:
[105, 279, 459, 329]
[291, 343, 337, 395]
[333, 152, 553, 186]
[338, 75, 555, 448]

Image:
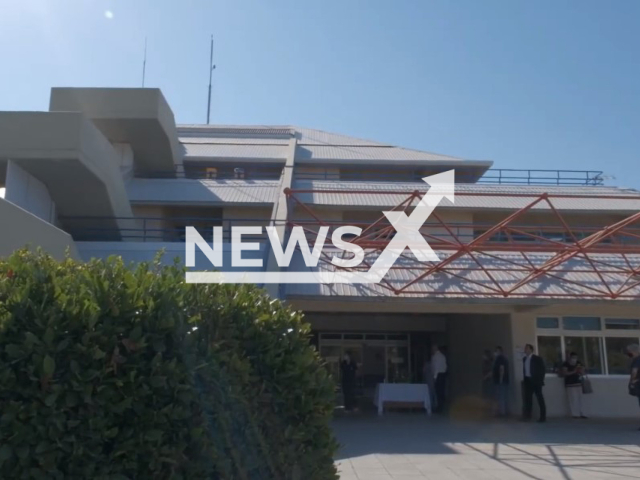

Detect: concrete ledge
[49, 88, 182, 172]
[0, 198, 78, 259]
[0, 111, 133, 235]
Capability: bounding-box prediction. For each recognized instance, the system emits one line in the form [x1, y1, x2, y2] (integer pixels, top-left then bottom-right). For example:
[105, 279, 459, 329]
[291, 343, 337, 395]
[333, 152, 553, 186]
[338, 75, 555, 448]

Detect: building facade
[2, 87, 640, 418]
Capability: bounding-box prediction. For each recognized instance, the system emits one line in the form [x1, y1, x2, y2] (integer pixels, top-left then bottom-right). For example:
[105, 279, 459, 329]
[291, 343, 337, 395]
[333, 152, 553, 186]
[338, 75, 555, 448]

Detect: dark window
[537, 317, 559, 329]
[537, 336, 562, 373]
[605, 318, 640, 330]
[563, 317, 601, 331]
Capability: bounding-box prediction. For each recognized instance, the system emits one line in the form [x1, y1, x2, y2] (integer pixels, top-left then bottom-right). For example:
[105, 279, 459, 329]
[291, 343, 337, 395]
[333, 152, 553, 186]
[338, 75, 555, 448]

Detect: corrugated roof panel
[183, 143, 288, 160]
[296, 145, 462, 163]
[127, 179, 279, 205]
[294, 127, 390, 146]
[292, 180, 640, 212]
[284, 251, 640, 300]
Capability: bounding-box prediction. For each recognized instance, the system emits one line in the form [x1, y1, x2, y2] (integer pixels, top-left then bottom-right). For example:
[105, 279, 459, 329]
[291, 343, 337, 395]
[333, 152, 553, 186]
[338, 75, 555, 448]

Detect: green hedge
[0, 250, 338, 479]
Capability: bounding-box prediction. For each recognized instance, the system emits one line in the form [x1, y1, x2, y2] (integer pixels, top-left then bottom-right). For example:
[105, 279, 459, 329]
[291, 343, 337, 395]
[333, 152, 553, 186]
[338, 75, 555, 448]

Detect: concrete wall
[4, 161, 56, 223]
[447, 314, 513, 410]
[0, 198, 78, 259]
[113, 143, 135, 181]
[511, 303, 640, 418]
[305, 313, 446, 332]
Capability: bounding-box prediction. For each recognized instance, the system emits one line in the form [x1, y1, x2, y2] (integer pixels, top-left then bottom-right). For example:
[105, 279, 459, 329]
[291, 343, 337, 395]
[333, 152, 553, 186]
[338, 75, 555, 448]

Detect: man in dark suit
[522, 343, 546, 422]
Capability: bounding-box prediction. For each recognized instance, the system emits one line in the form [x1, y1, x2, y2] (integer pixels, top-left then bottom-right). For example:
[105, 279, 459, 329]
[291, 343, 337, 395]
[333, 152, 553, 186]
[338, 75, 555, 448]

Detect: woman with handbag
[562, 352, 588, 419]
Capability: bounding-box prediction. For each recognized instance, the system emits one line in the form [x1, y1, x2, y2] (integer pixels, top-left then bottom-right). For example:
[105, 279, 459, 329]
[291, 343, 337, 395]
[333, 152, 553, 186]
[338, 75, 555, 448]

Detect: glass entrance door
[318, 332, 411, 395]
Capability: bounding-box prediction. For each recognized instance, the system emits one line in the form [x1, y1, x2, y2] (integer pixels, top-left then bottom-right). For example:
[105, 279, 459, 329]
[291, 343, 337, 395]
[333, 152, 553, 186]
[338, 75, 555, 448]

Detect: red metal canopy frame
[284, 188, 640, 299]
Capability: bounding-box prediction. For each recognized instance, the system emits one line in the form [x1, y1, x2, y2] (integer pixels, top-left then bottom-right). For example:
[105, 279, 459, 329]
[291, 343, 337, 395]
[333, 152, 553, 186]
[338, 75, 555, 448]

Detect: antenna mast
[206, 35, 216, 124]
[141, 37, 148, 87]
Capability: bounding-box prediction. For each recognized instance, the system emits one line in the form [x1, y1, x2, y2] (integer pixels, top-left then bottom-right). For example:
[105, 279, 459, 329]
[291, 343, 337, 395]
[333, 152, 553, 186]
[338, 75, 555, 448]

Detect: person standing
[493, 346, 510, 417]
[423, 357, 436, 409]
[562, 352, 587, 419]
[522, 343, 546, 423]
[431, 345, 448, 413]
[340, 352, 358, 412]
[627, 344, 640, 429]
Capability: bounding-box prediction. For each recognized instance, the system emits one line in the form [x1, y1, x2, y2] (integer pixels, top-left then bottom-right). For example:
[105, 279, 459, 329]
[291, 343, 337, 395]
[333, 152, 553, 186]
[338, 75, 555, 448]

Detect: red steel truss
[284, 187, 640, 299]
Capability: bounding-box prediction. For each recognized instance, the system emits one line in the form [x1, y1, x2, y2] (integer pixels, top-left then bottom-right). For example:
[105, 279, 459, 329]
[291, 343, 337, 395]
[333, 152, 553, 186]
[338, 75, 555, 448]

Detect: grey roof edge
[294, 157, 494, 167]
[283, 294, 640, 305]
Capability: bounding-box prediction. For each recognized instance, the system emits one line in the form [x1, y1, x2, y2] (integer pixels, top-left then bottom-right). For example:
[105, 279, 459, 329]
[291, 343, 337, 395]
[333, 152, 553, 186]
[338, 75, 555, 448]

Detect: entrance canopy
[284, 187, 640, 301]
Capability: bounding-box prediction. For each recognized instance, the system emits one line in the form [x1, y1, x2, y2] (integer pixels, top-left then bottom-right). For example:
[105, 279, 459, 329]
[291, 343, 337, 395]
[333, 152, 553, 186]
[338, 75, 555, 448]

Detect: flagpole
[206, 35, 216, 124]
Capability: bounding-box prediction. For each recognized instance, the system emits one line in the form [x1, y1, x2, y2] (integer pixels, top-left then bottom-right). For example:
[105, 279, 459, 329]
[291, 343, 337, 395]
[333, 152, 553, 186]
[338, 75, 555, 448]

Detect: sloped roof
[284, 250, 640, 301]
[291, 180, 640, 213]
[175, 125, 483, 166]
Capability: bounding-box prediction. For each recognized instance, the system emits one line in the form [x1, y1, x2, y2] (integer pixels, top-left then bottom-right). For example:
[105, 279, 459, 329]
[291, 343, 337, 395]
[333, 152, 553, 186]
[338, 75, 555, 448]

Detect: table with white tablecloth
[373, 383, 432, 415]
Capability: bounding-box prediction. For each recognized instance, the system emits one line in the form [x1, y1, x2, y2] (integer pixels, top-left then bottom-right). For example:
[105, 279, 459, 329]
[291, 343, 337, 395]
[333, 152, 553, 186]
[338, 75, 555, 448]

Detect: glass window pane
[564, 336, 603, 374]
[563, 317, 601, 331]
[537, 317, 559, 329]
[537, 336, 563, 373]
[387, 346, 409, 383]
[606, 338, 638, 375]
[605, 318, 640, 330]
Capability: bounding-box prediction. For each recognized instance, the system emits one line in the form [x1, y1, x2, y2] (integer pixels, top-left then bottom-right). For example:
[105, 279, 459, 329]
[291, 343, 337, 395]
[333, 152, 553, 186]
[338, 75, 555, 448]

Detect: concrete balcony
[0, 111, 133, 237]
[49, 88, 182, 173]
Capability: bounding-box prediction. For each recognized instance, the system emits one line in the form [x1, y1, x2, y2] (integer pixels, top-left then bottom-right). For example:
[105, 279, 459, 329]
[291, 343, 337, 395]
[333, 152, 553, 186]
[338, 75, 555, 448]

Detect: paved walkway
[334, 414, 640, 480]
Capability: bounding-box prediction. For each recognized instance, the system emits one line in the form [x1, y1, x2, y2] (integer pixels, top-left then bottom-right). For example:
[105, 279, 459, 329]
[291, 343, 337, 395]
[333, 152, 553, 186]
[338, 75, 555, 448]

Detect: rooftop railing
[295, 168, 605, 186]
[135, 166, 605, 186]
[60, 216, 271, 243]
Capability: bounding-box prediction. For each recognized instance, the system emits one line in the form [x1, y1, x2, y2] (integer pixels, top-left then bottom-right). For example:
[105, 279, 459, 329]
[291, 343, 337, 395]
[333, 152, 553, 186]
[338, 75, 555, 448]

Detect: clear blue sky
[1, 0, 639, 187]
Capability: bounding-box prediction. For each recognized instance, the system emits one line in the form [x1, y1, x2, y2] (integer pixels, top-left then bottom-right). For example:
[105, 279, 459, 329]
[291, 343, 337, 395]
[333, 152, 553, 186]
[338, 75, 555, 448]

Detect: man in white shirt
[431, 345, 448, 413]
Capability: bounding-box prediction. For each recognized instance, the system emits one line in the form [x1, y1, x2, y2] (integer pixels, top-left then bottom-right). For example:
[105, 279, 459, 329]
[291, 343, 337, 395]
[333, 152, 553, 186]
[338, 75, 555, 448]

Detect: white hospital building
[2, 87, 640, 418]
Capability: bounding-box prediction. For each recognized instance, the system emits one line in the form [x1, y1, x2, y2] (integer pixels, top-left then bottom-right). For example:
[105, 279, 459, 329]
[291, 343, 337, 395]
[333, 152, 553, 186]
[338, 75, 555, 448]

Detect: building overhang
[0, 111, 133, 236]
[49, 88, 182, 173]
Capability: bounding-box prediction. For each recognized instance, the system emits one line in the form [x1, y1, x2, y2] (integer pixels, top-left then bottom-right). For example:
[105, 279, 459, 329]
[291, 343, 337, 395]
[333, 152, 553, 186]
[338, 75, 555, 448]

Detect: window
[605, 318, 640, 330]
[537, 336, 563, 373]
[563, 316, 601, 331]
[606, 338, 634, 375]
[537, 316, 640, 375]
[564, 336, 603, 374]
[537, 317, 559, 329]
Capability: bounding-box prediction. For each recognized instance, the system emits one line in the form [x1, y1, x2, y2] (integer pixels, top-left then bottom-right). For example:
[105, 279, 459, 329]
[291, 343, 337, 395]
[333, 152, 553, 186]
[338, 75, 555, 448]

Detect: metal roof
[291, 180, 640, 212]
[294, 126, 395, 147]
[295, 145, 465, 163]
[175, 125, 476, 166]
[127, 179, 279, 205]
[284, 250, 640, 300]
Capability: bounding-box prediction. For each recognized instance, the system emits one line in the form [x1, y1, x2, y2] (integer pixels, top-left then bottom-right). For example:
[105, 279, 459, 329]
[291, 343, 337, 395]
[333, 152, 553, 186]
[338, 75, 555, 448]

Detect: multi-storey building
[2, 87, 640, 417]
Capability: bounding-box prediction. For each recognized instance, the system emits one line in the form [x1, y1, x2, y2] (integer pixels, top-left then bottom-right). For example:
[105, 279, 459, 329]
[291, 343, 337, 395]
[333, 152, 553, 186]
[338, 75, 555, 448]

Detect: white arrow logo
[363, 169, 455, 282]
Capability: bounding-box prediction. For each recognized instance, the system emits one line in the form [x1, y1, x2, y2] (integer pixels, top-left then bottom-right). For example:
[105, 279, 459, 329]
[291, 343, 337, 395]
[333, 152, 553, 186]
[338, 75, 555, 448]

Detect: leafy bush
[0, 250, 338, 479]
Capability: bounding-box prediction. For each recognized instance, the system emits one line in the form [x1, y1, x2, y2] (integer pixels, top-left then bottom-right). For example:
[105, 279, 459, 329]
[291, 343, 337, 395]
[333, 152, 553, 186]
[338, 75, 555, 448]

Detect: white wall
[447, 314, 513, 410]
[0, 198, 78, 259]
[113, 143, 135, 181]
[4, 161, 56, 223]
